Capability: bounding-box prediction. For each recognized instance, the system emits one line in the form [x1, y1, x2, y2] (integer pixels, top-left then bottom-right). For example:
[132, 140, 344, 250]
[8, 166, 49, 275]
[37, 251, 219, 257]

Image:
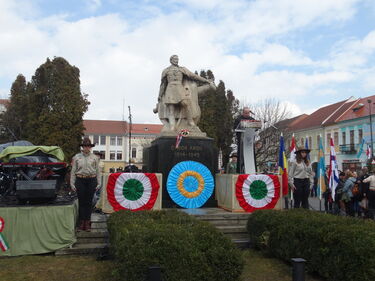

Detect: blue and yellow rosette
[167, 161, 214, 208]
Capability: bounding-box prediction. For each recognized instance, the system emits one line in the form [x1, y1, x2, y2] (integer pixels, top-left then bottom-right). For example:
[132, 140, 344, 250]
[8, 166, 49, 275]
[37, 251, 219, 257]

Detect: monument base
[143, 136, 218, 208]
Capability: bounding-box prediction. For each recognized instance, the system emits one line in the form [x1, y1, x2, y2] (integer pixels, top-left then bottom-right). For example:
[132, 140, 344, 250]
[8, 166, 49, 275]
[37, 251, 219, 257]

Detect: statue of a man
[154, 55, 215, 135]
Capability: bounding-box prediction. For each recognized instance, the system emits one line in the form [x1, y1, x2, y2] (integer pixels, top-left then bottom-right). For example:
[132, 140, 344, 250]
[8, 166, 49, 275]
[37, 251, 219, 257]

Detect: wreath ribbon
[0, 217, 9, 252]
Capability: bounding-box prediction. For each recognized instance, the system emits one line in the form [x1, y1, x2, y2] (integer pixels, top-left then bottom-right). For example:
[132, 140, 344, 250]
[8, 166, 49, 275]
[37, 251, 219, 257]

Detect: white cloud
[0, 0, 371, 125]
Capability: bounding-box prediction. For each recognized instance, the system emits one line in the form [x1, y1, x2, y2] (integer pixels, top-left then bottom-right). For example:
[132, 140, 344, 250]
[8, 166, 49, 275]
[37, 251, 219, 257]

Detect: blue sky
[1, 0, 375, 123]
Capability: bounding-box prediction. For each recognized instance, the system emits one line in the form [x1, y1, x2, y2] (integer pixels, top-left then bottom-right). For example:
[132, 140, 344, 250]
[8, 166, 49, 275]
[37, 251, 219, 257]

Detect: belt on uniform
[76, 174, 96, 179]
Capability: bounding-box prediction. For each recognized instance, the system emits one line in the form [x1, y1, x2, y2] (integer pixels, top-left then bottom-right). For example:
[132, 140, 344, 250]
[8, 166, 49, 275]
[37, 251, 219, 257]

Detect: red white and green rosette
[236, 174, 280, 213]
[0, 217, 9, 252]
[107, 173, 160, 212]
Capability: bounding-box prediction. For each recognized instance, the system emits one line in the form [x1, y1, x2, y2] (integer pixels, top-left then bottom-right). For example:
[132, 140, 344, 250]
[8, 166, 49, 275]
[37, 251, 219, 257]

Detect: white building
[83, 120, 162, 172]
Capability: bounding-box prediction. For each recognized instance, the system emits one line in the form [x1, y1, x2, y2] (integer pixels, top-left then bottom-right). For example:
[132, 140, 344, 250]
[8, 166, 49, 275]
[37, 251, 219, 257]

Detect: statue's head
[170, 55, 179, 66]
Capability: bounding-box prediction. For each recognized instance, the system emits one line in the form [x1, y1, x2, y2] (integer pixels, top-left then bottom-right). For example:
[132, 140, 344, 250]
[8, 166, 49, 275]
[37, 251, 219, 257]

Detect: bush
[247, 209, 375, 281]
[108, 210, 244, 281]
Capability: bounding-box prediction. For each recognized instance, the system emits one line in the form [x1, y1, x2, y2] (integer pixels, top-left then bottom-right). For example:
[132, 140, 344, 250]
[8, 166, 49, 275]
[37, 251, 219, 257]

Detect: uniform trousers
[293, 178, 310, 209]
[75, 177, 97, 221]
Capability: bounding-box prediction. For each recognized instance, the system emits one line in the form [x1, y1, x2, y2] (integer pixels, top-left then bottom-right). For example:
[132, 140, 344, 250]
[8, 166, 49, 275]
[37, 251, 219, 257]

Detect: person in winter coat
[342, 170, 357, 217]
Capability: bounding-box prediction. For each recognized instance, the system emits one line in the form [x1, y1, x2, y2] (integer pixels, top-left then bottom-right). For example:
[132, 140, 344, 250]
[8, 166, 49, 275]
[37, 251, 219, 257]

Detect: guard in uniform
[70, 137, 101, 231]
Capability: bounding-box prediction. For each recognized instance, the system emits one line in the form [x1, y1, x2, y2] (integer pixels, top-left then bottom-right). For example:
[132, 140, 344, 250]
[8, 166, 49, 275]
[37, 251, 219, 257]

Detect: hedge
[247, 209, 375, 281]
[108, 210, 244, 281]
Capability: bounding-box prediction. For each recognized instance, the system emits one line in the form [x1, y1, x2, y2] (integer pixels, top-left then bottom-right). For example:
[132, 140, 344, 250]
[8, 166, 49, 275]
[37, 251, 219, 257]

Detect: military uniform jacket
[70, 152, 101, 188]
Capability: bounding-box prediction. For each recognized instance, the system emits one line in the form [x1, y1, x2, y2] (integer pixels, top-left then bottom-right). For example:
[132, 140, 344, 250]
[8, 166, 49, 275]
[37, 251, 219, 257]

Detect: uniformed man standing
[70, 137, 101, 232]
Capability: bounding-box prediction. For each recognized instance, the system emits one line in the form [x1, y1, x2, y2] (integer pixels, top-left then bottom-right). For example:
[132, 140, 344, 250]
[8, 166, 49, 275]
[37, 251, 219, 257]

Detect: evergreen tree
[198, 71, 239, 168]
[0, 74, 28, 142]
[25, 57, 90, 160]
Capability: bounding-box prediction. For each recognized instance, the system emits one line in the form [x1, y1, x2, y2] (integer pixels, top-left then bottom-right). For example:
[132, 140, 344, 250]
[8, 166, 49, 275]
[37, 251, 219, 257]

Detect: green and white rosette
[107, 173, 160, 211]
[235, 174, 280, 213]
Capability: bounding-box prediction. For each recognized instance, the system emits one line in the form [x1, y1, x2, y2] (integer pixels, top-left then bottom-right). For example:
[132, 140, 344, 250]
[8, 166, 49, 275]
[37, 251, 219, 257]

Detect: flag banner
[357, 138, 365, 158]
[367, 144, 371, 160]
[328, 138, 339, 201]
[175, 129, 189, 148]
[278, 134, 288, 196]
[305, 137, 310, 160]
[0, 217, 9, 252]
[289, 134, 296, 163]
[317, 137, 326, 200]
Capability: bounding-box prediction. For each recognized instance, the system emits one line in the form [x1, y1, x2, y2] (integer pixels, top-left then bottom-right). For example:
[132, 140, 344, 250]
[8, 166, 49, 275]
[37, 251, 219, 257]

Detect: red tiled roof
[0, 99, 9, 105]
[83, 120, 128, 135]
[131, 124, 163, 135]
[290, 98, 352, 131]
[83, 120, 163, 135]
[336, 95, 375, 123]
[276, 114, 309, 131]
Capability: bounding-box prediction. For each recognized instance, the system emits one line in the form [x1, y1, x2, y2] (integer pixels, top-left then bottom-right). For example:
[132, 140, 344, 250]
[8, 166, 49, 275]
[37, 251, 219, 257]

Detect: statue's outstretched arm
[181, 67, 210, 84]
[158, 74, 167, 101]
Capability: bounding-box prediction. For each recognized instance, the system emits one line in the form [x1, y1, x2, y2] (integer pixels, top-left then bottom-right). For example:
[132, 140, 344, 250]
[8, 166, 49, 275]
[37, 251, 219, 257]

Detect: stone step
[55, 243, 109, 256]
[232, 238, 250, 249]
[204, 219, 248, 227]
[216, 225, 247, 234]
[91, 221, 108, 229]
[75, 237, 109, 244]
[91, 213, 109, 222]
[76, 229, 109, 238]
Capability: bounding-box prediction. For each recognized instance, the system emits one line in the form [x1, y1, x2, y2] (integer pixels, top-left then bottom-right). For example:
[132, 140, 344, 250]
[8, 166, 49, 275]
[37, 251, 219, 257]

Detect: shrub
[247, 209, 375, 281]
[108, 210, 244, 281]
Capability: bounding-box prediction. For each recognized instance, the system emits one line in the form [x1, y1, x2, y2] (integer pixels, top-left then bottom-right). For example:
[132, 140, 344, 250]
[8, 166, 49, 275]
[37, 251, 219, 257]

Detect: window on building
[110, 136, 116, 146]
[334, 132, 339, 145]
[342, 132, 346, 145]
[327, 133, 331, 145]
[110, 151, 116, 160]
[309, 136, 312, 149]
[300, 138, 304, 147]
[93, 135, 99, 145]
[116, 151, 122, 160]
[350, 130, 354, 145]
[117, 136, 122, 146]
[317, 135, 320, 148]
[100, 135, 106, 145]
[100, 151, 105, 160]
[358, 129, 363, 143]
[132, 147, 137, 159]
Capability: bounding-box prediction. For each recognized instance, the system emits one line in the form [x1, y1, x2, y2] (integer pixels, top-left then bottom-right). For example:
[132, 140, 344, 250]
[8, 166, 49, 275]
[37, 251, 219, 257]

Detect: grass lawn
[0, 249, 324, 281]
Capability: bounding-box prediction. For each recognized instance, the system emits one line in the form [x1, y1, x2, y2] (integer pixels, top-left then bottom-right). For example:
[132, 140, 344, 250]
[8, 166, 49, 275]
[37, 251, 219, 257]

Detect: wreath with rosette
[235, 174, 280, 212]
[167, 161, 214, 208]
[107, 173, 160, 211]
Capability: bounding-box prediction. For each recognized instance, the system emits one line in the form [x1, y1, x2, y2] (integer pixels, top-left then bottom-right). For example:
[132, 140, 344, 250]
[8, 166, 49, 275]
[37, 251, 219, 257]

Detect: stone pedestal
[143, 136, 218, 208]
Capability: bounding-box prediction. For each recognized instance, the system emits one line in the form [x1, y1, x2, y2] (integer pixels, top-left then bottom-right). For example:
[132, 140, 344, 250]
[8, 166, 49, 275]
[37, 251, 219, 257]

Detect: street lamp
[368, 99, 374, 161]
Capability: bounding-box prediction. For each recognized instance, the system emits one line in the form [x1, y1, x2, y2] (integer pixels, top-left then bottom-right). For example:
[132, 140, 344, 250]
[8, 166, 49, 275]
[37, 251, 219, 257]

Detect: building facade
[83, 120, 162, 172]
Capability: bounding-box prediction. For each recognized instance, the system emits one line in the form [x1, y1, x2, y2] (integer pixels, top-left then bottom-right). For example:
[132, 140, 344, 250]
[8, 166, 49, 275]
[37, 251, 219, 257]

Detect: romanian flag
[278, 134, 288, 196]
[317, 136, 326, 199]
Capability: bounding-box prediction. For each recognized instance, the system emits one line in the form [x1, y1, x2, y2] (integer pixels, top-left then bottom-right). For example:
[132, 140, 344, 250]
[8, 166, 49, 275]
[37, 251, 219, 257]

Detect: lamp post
[368, 99, 374, 161]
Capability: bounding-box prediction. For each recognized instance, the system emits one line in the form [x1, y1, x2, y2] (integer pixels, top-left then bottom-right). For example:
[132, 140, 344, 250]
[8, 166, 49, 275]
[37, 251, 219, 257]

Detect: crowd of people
[321, 166, 375, 219]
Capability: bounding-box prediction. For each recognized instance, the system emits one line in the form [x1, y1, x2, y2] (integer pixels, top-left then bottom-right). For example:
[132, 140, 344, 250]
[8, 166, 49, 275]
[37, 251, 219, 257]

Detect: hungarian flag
[289, 134, 296, 163]
[278, 134, 288, 196]
[366, 144, 371, 159]
[328, 137, 339, 201]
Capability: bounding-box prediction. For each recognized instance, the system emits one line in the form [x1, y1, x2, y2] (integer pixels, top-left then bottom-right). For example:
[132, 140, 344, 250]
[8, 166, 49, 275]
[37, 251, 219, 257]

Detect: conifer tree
[0, 74, 28, 142]
[198, 71, 239, 168]
[25, 57, 90, 160]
